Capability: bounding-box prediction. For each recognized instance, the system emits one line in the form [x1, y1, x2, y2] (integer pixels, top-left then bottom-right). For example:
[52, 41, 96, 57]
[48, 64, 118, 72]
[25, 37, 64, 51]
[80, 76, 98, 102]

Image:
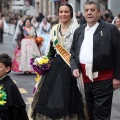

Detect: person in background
[31, 16, 39, 36]
[38, 17, 51, 35]
[18, 18, 40, 74]
[36, 13, 44, 23]
[12, 16, 26, 73]
[103, 13, 113, 23]
[0, 53, 28, 120]
[51, 15, 59, 27]
[0, 15, 4, 43]
[0, 14, 7, 43]
[38, 17, 51, 55]
[76, 11, 86, 25]
[31, 3, 85, 120]
[104, 8, 114, 20]
[12, 16, 26, 44]
[112, 17, 120, 31]
[70, 0, 120, 120]
[117, 13, 120, 19]
[31, 17, 39, 30]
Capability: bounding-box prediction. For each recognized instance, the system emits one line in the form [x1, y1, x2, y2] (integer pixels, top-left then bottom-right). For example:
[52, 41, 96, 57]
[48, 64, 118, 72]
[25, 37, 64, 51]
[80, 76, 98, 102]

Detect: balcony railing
[12, 0, 24, 5]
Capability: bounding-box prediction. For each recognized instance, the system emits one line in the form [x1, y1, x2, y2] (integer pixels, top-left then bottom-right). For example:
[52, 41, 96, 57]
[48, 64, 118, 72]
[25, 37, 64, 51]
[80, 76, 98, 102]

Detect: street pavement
[0, 34, 120, 120]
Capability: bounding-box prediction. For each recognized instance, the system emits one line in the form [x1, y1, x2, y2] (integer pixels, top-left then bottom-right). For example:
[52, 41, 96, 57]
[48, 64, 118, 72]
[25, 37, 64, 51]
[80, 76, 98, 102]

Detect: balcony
[12, 0, 24, 5]
[12, 0, 32, 11]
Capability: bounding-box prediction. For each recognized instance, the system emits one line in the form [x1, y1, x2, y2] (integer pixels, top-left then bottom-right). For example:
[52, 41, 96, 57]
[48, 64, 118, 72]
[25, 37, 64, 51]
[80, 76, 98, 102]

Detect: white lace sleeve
[45, 30, 52, 55]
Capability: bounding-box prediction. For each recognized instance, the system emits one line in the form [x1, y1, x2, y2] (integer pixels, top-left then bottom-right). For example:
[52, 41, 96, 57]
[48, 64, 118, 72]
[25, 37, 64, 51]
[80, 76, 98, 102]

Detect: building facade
[0, 0, 12, 14]
[39, 0, 107, 16]
[34, 0, 52, 16]
[1, 0, 120, 18]
[12, 0, 34, 15]
[34, 0, 68, 16]
[108, 0, 120, 16]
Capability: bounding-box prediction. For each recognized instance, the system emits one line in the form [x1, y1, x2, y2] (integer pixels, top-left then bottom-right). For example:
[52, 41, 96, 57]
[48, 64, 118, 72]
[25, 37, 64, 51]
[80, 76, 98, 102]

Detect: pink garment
[19, 38, 40, 72]
[12, 47, 21, 72]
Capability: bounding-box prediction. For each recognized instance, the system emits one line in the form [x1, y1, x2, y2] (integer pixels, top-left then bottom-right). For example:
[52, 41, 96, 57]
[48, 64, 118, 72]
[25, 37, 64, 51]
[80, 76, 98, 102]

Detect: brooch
[101, 31, 103, 36]
[0, 85, 7, 105]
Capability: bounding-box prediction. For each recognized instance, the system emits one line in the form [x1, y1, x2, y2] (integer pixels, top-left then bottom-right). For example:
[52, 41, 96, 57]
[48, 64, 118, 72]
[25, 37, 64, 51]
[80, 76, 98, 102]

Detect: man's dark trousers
[84, 79, 113, 120]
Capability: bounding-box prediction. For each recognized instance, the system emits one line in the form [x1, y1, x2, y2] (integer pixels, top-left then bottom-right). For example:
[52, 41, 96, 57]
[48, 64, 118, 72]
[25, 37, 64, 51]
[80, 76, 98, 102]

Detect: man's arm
[70, 29, 80, 78]
[112, 26, 120, 89]
[112, 26, 120, 79]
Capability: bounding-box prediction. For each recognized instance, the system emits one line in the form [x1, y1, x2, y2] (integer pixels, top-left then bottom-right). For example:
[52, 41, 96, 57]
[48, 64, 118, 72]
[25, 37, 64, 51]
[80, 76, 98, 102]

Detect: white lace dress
[19, 26, 40, 72]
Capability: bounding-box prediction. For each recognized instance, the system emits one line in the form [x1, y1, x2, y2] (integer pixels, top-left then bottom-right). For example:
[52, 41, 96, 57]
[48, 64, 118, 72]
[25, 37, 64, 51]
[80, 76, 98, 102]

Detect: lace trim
[33, 114, 84, 120]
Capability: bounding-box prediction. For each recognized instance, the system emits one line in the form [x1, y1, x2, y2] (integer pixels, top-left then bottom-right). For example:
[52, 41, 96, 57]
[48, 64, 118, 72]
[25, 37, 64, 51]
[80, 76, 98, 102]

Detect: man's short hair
[84, 0, 101, 11]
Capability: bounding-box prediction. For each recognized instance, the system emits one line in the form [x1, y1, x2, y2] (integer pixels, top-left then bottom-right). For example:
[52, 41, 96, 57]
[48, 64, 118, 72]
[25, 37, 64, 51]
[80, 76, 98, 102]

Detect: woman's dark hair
[23, 18, 31, 26]
[59, 3, 73, 19]
[0, 54, 12, 74]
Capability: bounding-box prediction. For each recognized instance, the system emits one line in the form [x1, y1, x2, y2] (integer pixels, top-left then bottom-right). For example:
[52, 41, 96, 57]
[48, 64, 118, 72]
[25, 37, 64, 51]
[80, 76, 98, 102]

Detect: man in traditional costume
[70, 0, 120, 120]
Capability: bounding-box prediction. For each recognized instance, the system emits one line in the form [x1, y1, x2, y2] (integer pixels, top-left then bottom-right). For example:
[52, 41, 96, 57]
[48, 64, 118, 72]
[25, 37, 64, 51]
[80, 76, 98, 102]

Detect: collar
[85, 22, 99, 31]
[0, 75, 8, 80]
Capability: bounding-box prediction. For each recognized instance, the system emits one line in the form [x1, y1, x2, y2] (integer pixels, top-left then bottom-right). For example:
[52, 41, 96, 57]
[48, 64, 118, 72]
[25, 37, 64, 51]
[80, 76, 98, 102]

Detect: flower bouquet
[30, 56, 51, 76]
[30, 56, 51, 94]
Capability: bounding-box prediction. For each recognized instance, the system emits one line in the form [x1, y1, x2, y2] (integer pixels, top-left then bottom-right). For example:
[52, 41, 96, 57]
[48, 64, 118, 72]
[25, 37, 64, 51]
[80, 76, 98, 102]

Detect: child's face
[0, 62, 10, 78]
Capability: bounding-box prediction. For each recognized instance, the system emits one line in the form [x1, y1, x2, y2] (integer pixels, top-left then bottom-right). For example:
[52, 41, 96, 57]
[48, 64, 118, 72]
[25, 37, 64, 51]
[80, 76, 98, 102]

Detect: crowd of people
[0, 0, 120, 120]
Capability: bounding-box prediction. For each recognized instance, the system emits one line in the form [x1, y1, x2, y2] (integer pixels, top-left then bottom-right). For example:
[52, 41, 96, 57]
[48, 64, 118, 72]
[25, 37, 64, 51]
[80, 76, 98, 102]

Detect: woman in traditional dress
[12, 16, 26, 72]
[31, 17, 39, 30]
[38, 17, 51, 55]
[18, 18, 40, 73]
[31, 3, 85, 120]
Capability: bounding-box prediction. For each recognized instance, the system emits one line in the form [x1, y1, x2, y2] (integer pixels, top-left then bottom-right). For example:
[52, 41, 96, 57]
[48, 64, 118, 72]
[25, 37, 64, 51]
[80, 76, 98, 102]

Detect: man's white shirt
[79, 22, 99, 81]
[79, 22, 99, 64]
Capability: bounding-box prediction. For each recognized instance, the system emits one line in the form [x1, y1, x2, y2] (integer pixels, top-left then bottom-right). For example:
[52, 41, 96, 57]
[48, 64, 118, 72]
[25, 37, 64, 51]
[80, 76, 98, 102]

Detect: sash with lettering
[52, 24, 71, 67]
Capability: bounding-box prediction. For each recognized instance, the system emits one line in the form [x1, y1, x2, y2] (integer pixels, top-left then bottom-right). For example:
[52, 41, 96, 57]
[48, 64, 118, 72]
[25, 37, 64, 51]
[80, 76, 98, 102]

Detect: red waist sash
[80, 64, 113, 83]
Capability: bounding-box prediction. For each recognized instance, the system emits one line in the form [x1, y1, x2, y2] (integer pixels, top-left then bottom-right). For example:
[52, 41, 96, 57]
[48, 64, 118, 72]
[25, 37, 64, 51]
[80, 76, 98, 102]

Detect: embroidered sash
[23, 27, 33, 39]
[52, 24, 71, 67]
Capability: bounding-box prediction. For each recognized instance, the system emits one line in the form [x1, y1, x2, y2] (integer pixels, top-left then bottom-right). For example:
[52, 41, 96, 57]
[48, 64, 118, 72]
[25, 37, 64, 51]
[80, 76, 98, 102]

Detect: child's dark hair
[0, 54, 12, 73]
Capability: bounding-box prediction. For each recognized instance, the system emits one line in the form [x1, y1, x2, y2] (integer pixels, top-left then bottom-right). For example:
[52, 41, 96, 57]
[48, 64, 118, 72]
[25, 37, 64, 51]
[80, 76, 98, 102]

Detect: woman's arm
[47, 41, 56, 59]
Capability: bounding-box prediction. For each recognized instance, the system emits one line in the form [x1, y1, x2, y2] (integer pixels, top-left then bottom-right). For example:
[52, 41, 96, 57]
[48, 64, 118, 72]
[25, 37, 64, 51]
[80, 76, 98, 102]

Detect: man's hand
[113, 79, 120, 89]
[73, 69, 80, 78]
